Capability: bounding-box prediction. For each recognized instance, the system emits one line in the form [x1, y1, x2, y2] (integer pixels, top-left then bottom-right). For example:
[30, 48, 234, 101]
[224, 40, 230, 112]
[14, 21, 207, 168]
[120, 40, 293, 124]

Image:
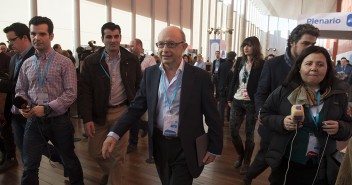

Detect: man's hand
[84, 121, 96, 138]
[202, 152, 216, 165]
[30, 105, 45, 117]
[19, 107, 31, 118]
[102, 136, 117, 159]
[227, 101, 232, 108]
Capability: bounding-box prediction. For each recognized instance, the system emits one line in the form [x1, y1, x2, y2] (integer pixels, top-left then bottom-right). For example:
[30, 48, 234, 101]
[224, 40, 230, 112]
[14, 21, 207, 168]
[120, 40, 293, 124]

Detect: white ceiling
[252, 0, 337, 20]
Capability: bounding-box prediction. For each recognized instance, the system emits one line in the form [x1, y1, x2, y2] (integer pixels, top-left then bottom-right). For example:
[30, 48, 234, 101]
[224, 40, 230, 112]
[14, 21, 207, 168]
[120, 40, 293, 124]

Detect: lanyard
[34, 52, 55, 89]
[99, 52, 119, 79]
[242, 61, 252, 83]
[161, 71, 183, 111]
[309, 91, 321, 127]
[14, 57, 21, 75]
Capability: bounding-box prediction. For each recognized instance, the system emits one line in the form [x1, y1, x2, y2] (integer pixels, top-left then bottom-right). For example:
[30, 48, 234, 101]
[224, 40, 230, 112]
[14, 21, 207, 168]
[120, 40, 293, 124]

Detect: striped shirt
[103, 50, 127, 106]
[15, 48, 77, 117]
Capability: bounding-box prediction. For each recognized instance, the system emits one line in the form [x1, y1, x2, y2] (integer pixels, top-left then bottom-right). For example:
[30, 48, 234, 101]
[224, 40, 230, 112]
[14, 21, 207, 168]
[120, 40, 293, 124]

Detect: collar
[104, 50, 120, 62]
[18, 46, 32, 60]
[159, 60, 184, 74]
[284, 47, 294, 67]
[34, 48, 55, 60]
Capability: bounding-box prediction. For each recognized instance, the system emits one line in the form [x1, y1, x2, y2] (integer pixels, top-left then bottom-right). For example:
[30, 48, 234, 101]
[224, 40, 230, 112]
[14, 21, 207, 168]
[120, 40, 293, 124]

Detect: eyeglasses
[7, 36, 18, 44]
[156, 41, 184, 48]
[242, 71, 248, 83]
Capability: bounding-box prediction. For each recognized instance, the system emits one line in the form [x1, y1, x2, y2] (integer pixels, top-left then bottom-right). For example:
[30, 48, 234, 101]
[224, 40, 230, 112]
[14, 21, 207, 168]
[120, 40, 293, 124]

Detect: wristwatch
[44, 105, 53, 116]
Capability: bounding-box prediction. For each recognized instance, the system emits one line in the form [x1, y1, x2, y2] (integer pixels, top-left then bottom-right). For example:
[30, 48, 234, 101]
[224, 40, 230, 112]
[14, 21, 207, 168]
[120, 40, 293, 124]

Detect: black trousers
[153, 129, 193, 185]
[0, 118, 16, 160]
[245, 125, 271, 180]
[269, 158, 327, 185]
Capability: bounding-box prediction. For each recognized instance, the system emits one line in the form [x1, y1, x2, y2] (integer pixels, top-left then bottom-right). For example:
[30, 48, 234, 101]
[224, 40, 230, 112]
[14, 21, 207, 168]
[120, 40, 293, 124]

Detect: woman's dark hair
[240, 36, 263, 68]
[283, 46, 335, 93]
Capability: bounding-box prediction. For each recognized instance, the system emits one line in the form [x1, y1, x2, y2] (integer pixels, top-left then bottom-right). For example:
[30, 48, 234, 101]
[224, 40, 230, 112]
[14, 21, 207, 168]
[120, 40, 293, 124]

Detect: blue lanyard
[33, 52, 55, 89]
[242, 61, 252, 83]
[309, 91, 321, 127]
[14, 57, 21, 75]
[99, 52, 119, 79]
[161, 71, 183, 111]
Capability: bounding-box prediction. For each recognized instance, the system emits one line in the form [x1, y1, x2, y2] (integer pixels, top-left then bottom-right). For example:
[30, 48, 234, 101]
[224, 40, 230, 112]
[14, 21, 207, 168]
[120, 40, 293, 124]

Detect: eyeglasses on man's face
[156, 41, 184, 48]
[7, 36, 18, 44]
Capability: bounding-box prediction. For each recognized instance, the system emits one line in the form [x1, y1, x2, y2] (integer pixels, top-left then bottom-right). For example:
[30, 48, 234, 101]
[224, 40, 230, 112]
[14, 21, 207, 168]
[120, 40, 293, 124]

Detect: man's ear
[49, 33, 54, 41]
[182, 43, 188, 51]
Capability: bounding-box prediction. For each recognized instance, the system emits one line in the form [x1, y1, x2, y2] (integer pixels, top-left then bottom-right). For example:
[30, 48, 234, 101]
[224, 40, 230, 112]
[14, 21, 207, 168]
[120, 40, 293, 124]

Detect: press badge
[242, 89, 248, 98]
[306, 133, 320, 158]
[37, 91, 49, 105]
[163, 114, 179, 137]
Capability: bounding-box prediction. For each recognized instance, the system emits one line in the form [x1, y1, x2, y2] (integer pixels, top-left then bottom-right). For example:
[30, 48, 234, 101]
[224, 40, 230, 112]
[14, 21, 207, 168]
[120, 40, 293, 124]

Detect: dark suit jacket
[111, 62, 223, 178]
[0, 52, 11, 74]
[218, 59, 233, 98]
[254, 55, 290, 113]
[212, 58, 226, 74]
[0, 47, 35, 123]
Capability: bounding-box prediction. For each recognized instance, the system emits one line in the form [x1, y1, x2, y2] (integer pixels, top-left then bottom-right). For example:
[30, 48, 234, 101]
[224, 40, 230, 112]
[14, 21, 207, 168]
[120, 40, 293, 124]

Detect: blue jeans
[11, 114, 62, 164]
[21, 115, 83, 185]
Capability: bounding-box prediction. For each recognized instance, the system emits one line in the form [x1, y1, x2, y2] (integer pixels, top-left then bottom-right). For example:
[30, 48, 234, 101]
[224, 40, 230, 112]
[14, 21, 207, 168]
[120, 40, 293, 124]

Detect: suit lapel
[150, 66, 161, 122]
[12, 47, 35, 80]
[179, 64, 193, 124]
[9, 57, 16, 80]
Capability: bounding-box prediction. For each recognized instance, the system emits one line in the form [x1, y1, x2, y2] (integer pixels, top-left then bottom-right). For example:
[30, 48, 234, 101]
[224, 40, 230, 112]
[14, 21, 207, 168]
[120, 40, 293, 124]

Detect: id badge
[37, 92, 49, 105]
[242, 89, 248, 97]
[163, 113, 179, 137]
[306, 133, 320, 158]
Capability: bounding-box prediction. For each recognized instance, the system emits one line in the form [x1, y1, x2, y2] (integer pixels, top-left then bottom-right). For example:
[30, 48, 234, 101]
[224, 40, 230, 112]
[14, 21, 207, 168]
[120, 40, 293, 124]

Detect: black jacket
[212, 58, 226, 74]
[261, 80, 352, 184]
[0, 47, 35, 123]
[227, 59, 264, 102]
[254, 55, 290, 113]
[218, 59, 233, 98]
[79, 47, 142, 125]
[111, 63, 223, 178]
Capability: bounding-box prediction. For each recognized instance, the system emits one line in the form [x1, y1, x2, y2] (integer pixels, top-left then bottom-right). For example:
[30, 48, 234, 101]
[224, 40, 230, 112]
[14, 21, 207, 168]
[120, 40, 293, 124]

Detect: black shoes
[140, 129, 148, 138]
[100, 174, 109, 185]
[145, 157, 154, 164]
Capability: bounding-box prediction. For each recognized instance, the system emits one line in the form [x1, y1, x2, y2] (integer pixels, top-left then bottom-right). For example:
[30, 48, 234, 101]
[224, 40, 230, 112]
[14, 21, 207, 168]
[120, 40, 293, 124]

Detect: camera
[76, 46, 94, 61]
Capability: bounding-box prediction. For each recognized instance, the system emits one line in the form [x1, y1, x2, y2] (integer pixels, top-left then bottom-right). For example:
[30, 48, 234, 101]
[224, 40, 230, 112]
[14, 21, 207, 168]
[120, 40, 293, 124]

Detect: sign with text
[298, 12, 352, 31]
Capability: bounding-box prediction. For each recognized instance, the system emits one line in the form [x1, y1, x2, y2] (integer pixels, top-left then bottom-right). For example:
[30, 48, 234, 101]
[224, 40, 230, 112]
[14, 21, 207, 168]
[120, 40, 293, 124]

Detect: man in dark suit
[217, 51, 236, 125]
[0, 22, 62, 171]
[212, 51, 226, 99]
[102, 26, 223, 185]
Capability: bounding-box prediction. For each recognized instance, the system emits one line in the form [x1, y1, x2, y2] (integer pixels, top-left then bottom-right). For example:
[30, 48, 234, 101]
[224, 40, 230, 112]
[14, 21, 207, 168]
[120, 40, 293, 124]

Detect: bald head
[129, 38, 143, 56]
[158, 26, 186, 43]
[157, 26, 188, 69]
